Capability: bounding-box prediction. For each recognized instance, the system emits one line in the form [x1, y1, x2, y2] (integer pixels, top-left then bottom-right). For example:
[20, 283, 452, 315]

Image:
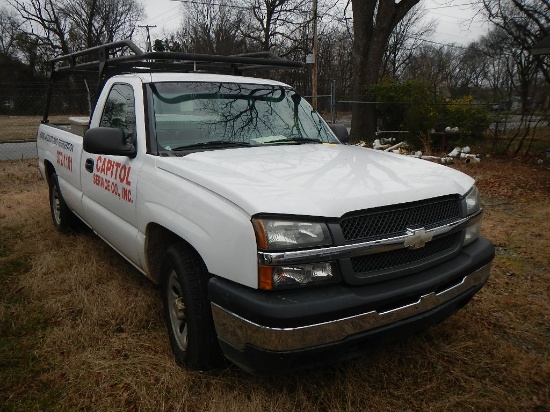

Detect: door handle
[85, 158, 94, 173]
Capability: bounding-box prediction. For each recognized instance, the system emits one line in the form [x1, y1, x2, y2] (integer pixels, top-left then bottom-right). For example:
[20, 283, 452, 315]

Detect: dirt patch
[451, 156, 550, 202]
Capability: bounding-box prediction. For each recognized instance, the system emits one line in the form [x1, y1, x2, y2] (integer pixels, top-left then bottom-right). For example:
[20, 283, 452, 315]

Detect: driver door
[81, 82, 143, 268]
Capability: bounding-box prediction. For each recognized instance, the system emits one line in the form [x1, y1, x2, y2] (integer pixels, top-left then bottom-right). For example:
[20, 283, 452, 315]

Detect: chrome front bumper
[211, 262, 491, 352]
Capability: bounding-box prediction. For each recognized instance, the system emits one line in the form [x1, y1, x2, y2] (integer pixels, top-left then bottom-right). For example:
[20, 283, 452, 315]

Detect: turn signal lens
[464, 220, 482, 246]
[259, 262, 336, 290]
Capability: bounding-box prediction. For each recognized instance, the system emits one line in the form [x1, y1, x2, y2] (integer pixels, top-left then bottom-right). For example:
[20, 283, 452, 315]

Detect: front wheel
[161, 243, 223, 370]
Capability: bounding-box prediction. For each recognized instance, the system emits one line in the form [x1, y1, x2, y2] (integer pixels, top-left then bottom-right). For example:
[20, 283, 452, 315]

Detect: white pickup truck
[37, 42, 494, 374]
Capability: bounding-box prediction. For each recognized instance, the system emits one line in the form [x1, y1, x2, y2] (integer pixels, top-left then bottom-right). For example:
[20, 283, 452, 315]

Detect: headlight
[465, 186, 481, 215]
[252, 218, 332, 251]
[253, 218, 336, 290]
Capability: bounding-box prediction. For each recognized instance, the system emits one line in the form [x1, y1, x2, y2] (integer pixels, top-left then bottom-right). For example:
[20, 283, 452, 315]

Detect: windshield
[150, 82, 339, 153]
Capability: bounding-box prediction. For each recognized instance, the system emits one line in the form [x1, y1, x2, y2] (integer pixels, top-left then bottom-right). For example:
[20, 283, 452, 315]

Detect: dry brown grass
[0, 116, 79, 142]
[1, 158, 549, 411]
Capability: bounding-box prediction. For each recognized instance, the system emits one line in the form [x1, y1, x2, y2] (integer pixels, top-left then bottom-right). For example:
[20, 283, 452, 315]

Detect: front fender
[137, 168, 259, 288]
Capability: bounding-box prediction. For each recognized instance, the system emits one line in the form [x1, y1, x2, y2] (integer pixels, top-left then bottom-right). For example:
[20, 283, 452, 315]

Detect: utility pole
[138, 25, 157, 52]
[311, 0, 318, 110]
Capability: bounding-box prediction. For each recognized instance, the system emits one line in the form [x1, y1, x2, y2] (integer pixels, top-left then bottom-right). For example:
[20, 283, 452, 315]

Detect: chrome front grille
[340, 196, 463, 281]
[340, 195, 461, 242]
[350, 232, 462, 276]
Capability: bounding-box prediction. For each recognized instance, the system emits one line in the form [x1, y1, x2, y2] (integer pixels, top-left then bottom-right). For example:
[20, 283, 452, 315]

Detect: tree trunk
[350, 0, 420, 143]
[350, 1, 375, 142]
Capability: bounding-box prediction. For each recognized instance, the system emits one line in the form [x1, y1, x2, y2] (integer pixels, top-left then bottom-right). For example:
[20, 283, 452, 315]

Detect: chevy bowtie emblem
[404, 228, 433, 249]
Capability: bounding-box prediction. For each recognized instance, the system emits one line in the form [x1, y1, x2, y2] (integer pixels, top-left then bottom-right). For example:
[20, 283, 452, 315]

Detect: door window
[99, 83, 136, 144]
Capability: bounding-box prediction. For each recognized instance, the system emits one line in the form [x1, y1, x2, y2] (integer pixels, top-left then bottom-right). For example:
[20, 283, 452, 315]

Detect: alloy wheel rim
[52, 185, 62, 225]
[167, 269, 188, 351]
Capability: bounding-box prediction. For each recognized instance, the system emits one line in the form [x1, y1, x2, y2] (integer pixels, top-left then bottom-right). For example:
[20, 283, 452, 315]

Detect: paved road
[489, 115, 548, 130]
[0, 141, 37, 160]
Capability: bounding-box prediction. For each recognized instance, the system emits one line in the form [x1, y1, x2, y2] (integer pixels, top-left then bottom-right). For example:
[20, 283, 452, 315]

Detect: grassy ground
[1, 157, 549, 411]
[0, 116, 81, 142]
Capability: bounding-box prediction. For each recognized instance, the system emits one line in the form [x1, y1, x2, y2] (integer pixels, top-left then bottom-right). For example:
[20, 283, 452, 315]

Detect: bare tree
[479, 0, 550, 154]
[382, 3, 436, 79]
[317, 26, 354, 102]
[350, 0, 420, 142]
[65, 0, 143, 49]
[7, 0, 144, 56]
[0, 6, 49, 75]
[0, 6, 23, 57]
[443, 44, 488, 96]
[478, 28, 515, 102]
[241, 0, 311, 56]
[8, 0, 71, 54]
[178, 0, 248, 55]
[481, 0, 549, 84]
[402, 44, 453, 96]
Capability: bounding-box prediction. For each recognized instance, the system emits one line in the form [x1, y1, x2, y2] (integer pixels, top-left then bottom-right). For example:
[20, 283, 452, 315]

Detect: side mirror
[329, 123, 350, 144]
[84, 127, 137, 158]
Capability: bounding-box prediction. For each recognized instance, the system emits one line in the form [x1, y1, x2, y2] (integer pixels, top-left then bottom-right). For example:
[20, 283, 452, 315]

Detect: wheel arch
[145, 223, 206, 285]
[44, 159, 56, 182]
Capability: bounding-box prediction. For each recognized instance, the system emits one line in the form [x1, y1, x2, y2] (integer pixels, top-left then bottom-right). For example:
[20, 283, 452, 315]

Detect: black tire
[48, 172, 79, 232]
[161, 243, 223, 370]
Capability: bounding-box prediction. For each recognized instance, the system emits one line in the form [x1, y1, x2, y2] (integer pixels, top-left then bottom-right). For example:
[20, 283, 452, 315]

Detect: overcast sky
[137, 0, 489, 47]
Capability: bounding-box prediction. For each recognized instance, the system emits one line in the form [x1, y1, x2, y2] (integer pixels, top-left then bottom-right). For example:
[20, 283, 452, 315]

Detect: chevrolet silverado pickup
[36, 41, 494, 374]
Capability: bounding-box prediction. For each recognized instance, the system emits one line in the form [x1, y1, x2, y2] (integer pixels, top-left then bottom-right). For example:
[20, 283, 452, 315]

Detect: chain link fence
[2, 81, 548, 161]
[1, 81, 91, 160]
[1, 82, 343, 161]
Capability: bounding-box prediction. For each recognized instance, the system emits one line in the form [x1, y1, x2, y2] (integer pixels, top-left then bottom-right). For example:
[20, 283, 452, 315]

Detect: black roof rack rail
[50, 40, 303, 76]
[43, 40, 303, 123]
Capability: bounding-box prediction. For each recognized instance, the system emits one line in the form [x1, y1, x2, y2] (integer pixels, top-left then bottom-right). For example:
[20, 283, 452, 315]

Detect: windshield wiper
[266, 137, 323, 145]
[172, 140, 253, 151]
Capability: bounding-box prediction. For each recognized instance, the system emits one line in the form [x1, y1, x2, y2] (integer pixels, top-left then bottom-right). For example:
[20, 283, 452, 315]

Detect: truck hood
[155, 144, 474, 218]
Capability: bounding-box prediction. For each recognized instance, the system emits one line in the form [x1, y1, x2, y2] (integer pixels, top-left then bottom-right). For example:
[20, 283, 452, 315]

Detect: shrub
[373, 78, 440, 134]
[372, 79, 490, 150]
[440, 96, 491, 145]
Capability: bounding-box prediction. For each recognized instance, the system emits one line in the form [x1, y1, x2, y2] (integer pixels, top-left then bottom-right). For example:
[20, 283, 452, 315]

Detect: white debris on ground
[445, 126, 460, 134]
[360, 139, 482, 164]
[447, 146, 481, 163]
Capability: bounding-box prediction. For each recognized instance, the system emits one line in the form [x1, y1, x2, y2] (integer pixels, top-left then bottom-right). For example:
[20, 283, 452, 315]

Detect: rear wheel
[49, 172, 79, 232]
[161, 243, 223, 370]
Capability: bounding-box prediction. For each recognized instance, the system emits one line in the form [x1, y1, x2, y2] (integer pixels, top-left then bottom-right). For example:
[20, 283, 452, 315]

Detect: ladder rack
[50, 40, 303, 77]
[43, 40, 303, 123]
